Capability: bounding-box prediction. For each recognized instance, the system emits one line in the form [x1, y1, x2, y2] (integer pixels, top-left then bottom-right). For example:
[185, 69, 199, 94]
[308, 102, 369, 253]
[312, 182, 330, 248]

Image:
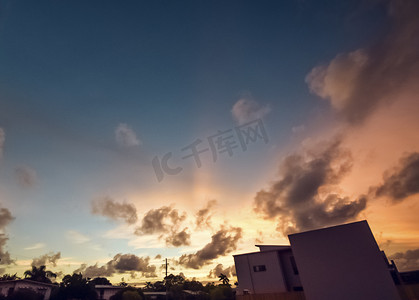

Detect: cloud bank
[390, 248, 419, 271]
[74, 253, 156, 278]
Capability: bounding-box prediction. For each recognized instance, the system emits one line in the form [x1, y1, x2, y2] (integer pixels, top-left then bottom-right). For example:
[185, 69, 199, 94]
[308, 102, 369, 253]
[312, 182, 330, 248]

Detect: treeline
[0, 266, 235, 300]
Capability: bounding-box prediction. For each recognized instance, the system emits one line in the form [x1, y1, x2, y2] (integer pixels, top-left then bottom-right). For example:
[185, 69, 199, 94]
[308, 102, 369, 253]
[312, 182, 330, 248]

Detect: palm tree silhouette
[24, 265, 57, 283]
[218, 273, 230, 286]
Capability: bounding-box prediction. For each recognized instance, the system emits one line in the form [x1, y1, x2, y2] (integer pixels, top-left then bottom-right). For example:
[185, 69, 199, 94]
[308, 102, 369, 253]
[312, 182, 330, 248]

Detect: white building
[0, 279, 55, 300]
[234, 245, 302, 295]
[234, 220, 401, 300]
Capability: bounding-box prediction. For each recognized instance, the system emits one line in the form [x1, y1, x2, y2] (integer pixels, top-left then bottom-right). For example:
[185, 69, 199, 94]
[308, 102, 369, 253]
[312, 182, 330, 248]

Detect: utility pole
[165, 258, 168, 300]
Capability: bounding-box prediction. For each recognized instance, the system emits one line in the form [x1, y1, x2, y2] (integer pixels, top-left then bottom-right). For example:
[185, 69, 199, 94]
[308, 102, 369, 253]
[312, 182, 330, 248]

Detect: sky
[1, 0, 419, 285]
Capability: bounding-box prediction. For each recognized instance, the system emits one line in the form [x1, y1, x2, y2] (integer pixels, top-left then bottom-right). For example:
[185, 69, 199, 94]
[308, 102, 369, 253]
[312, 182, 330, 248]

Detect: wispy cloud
[115, 123, 141, 147]
[66, 230, 90, 244]
[231, 98, 270, 125]
[15, 165, 38, 188]
[24, 243, 46, 251]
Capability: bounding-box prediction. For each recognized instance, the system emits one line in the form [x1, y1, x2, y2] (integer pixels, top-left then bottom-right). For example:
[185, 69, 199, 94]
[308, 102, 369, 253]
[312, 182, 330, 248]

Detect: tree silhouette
[24, 265, 57, 283]
[0, 273, 20, 281]
[218, 273, 230, 286]
[89, 277, 111, 287]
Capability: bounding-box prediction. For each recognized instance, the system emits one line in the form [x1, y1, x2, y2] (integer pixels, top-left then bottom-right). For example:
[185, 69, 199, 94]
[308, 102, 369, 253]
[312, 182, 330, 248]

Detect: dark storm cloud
[91, 197, 138, 225]
[374, 152, 419, 202]
[195, 200, 217, 229]
[306, 0, 419, 124]
[178, 226, 242, 269]
[254, 138, 367, 235]
[74, 253, 156, 278]
[207, 264, 236, 278]
[0, 206, 14, 266]
[389, 248, 419, 271]
[32, 252, 61, 267]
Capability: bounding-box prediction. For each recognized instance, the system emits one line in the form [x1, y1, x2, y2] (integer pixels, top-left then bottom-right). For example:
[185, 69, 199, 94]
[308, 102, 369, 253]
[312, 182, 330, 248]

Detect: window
[290, 256, 299, 275]
[253, 265, 266, 272]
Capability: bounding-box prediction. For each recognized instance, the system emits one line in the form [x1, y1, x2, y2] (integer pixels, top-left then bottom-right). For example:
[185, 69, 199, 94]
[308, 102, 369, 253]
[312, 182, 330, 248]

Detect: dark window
[253, 265, 266, 272]
[290, 256, 299, 275]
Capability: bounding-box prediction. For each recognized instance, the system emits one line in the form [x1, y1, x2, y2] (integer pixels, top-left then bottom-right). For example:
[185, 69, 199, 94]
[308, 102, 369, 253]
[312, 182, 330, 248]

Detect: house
[95, 285, 124, 300]
[234, 220, 401, 300]
[0, 279, 55, 300]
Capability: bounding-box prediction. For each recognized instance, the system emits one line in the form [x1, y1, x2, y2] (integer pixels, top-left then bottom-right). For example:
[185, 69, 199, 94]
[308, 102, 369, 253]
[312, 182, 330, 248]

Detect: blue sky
[2, 0, 419, 284]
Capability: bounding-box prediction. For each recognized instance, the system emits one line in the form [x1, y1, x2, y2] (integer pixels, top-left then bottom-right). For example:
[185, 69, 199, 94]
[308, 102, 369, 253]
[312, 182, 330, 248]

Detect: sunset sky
[1, 0, 419, 285]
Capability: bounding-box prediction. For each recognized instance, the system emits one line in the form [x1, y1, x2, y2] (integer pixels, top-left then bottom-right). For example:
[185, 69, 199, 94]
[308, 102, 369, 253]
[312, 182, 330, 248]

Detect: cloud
[74, 253, 156, 278]
[66, 230, 90, 244]
[389, 248, 419, 271]
[15, 165, 38, 188]
[24, 243, 46, 251]
[31, 252, 61, 267]
[135, 206, 186, 235]
[91, 197, 138, 225]
[178, 226, 242, 269]
[165, 228, 191, 247]
[135, 206, 190, 247]
[115, 123, 141, 147]
[374, 152, 419, 203]
[207, 264, 236, 278]
[195, 200, 217, 229]
[231, 98, 271, 125]
[0, 206, 14, 266]
[74, 263, 114, 278]
[254, 138, 367, 235]
[0, 207, 14, 230]
[306, 0, 419, 124]
[0, 128, 4, 159]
